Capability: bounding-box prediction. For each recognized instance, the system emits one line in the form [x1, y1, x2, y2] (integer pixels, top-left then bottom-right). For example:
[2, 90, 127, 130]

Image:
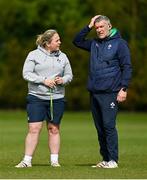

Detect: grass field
[0, 110, 147, 179]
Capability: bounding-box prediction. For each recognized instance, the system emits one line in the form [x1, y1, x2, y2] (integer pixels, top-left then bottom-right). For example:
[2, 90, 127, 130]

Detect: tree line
[0, 0, 147, 111]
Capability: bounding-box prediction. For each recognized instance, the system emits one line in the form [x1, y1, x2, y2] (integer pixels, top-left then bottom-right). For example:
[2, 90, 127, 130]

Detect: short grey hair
[94, 15, 111, 25]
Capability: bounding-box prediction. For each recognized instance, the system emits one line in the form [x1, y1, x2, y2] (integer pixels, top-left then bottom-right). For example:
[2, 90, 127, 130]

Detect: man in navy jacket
[73, 15, 132, 168]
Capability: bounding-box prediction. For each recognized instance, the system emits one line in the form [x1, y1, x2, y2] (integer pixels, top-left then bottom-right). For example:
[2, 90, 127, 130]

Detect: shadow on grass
[33, 163, 94, 167]
[75, 163, 94, 167]
[33, 164, 50, 167]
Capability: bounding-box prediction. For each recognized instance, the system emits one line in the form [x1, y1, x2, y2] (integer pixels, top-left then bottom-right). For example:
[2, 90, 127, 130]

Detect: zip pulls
[49, 88, 54, 121]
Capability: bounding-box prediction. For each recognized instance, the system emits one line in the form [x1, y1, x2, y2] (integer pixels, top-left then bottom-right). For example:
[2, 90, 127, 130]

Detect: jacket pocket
[94, 76, 114, 91]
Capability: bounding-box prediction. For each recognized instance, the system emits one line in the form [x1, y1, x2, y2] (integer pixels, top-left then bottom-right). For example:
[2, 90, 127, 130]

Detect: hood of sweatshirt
[38, 45, 61, 57]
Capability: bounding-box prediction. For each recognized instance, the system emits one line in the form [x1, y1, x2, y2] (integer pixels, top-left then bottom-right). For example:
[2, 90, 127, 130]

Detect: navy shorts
[26, 94, 65, 124]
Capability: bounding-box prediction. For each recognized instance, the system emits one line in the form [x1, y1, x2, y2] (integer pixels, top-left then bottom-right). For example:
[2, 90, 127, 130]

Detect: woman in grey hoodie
[15, 29, 73, 168]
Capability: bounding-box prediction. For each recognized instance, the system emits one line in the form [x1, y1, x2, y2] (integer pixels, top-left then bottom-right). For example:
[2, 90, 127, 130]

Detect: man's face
[94, 20, 111, 39]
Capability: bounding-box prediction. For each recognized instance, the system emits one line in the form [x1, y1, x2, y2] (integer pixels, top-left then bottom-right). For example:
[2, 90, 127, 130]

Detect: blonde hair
[36, 29, 57, 47]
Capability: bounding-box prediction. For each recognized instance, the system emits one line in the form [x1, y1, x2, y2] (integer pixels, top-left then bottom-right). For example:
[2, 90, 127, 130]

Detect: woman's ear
[46, 43, 50, 48]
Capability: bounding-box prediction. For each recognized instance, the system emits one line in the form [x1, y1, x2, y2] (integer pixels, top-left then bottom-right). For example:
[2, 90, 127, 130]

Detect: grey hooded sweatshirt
[23, 46, 73, 100]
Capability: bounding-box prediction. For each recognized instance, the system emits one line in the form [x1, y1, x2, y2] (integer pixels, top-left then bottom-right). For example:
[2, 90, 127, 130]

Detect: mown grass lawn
[0, 110, 147, 179]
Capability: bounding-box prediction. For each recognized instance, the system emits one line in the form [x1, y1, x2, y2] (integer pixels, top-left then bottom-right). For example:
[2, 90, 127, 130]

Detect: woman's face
[47, 33, 61, 51]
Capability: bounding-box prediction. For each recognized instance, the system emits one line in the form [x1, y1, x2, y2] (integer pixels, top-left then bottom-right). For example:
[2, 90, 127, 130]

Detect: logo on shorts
[110, 102, 115, 109]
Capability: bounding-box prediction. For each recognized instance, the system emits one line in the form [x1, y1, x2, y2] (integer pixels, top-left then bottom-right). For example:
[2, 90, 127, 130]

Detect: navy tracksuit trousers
[90, 92, 118, 162]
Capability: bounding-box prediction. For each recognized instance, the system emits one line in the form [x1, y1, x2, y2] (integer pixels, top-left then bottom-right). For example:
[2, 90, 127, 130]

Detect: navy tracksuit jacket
[73, 26, 132, 162]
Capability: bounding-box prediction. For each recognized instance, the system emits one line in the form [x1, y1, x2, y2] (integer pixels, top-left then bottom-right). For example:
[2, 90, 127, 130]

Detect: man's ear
[108, 23, 112, 29]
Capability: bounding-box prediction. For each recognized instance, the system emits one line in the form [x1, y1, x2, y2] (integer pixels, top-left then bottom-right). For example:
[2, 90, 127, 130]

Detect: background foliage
[0, 0, 147, 110]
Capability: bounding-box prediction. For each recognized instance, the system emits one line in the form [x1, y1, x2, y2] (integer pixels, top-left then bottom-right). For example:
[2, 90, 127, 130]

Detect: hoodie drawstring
[49, 88, 53, 121]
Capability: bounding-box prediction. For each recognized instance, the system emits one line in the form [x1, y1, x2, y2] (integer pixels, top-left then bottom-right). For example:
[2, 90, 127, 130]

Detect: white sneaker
[103, 160, 118, 168]
[51, 162, 61, 167]
[91, 161, 108, 168]
[15, 161, 32, 168]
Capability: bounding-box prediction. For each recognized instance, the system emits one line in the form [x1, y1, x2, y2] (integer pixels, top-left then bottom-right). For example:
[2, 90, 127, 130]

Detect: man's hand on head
[88, 15, 101, 29]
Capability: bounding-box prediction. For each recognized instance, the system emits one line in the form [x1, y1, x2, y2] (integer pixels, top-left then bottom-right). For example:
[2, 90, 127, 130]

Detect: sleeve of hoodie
[62, 54, 73, 85]
[72, 25, 92, 51]
[22, 52, 45, 84]
[118, 39, 132, 88]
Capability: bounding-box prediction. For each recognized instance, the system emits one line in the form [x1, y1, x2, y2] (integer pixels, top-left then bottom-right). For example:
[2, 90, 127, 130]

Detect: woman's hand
[55, 76, 63, 85]
[43, 78, 56, 88]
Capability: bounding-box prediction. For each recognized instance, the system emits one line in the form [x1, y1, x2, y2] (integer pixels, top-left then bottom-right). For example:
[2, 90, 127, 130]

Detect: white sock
[23, 155, 32, 164]
[50, 154, 58, 163]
